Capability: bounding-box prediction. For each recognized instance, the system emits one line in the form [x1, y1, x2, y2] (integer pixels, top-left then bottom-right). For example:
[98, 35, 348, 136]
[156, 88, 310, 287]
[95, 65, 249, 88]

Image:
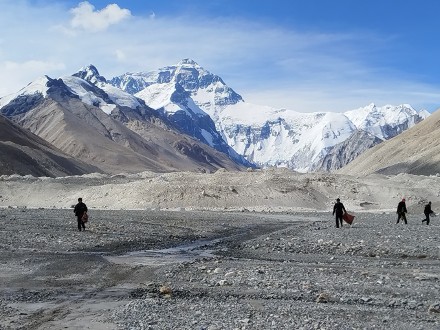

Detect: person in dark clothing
[74, 197, 88, 231]
[422, 201, 434, 225]
[332, 198, 346, 228]
[396, 198, 408, 224]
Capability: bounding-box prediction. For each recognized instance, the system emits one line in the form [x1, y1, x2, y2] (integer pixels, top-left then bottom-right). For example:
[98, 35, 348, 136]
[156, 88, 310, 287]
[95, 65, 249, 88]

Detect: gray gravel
[1, 208, 439, 329]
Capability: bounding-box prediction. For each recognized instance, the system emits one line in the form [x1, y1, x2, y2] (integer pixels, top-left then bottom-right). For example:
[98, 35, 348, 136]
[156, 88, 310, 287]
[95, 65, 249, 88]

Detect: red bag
[81, 212, 89, 223]
[342, 212, 355, 224]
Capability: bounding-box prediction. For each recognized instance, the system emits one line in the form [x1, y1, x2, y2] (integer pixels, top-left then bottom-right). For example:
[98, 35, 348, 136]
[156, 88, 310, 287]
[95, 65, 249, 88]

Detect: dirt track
[1, 208, 440, 329]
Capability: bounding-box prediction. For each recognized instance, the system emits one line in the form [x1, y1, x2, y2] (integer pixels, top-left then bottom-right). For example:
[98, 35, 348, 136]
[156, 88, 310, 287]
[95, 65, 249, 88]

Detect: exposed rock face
[0, 59, 430, 175]
[338, 108, 440, 176]
[0, 93, 44, 118]
[313, 130, 383, 172]
[111, 60, 427, 172]
[112, 60, 251, 167]
[0, 74, 248, 174]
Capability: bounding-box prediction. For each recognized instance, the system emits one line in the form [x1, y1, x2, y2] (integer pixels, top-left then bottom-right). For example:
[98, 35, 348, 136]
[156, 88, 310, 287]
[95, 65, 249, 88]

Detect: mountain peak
[178, 58, 199, 66]
[367, 103, 377, 110]
[73, 64, 106, 84]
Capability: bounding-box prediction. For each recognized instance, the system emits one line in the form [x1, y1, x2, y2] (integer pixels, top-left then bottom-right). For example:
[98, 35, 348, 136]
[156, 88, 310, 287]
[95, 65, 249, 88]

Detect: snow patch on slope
[0, 76, 50, 108]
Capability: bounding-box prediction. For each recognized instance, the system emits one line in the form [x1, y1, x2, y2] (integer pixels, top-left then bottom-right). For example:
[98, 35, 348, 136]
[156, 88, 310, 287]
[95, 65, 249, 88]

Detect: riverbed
[1, 208, 439, 329]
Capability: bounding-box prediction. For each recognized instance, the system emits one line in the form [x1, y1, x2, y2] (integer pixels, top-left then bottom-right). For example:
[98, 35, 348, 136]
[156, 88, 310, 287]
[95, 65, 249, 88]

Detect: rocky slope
[338, 108, 440, 176]
[111, 59, 428, 172]
[0, 59, 430, 175]
[0, 114, 100, 177]
[0, 75, 247, 174]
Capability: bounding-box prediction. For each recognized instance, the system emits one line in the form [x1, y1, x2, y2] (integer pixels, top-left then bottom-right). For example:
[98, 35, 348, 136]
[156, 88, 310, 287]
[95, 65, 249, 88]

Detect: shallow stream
[104, 238, 222, 266]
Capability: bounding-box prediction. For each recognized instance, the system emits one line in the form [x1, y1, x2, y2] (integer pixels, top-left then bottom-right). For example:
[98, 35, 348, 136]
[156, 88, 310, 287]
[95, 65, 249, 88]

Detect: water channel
[104, 237, 222, 266]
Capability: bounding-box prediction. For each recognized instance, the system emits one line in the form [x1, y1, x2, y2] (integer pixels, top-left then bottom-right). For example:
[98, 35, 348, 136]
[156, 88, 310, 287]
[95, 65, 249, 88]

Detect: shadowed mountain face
[111, 60, 427, 172]
[0, 60, 430, 176]
[0, 75, 245, 175]
[312, 130, 383, 172]
[0, 114, 101, 177]
[338, 108, 440, 176]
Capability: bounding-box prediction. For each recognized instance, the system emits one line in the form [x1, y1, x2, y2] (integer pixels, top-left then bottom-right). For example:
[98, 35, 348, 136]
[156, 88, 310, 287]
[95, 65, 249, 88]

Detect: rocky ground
[0, 207, 439, 329]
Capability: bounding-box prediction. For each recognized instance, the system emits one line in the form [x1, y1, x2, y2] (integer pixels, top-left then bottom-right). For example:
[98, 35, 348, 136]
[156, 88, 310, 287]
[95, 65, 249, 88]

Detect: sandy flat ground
[1, 170, 440, 329]
[1, 169, 440, 213]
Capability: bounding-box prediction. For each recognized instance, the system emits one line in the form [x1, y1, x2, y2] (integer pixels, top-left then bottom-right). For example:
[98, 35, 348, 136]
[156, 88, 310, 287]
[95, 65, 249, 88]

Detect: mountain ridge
[0, 58, 431, 176]
[0, 71, 248, 175]
[109, 59, 428, 172]
[0, 114, 101, 177]
[338, 108, 440, 176]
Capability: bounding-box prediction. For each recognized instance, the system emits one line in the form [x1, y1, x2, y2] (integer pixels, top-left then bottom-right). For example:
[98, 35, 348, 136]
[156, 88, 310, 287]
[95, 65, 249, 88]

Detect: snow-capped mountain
[0, 68, 249, 174]
[0, 71, 133, 117]
[110, 59, 428, 172]
[338, 108, 440, 176]
[217, 104, 358, 171]
[344, 103, 429, 140]
[111, 60, 250, 166]
[134, 80, 249, 166]
[0, 59, 429, 174]
[111, 59, 243, 122]
[222, 103, 426, 171]
[72, 65, 144, 112]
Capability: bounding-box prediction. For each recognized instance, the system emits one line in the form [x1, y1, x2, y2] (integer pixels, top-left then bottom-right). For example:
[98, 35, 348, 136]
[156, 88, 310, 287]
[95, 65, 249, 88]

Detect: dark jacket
[74, 202, 88, 217]
[396, 201, 407, 214]
[333, 202, 346, 216]
[424, 203, 433, 215]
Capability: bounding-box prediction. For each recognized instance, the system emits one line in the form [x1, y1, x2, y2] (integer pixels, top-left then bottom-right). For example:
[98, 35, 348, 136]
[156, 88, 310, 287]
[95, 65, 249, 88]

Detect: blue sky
[1, 0, 439, 112]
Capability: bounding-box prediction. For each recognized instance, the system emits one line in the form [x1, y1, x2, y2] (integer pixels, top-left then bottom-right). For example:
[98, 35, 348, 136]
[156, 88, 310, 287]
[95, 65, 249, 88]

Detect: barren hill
[0, 75, 247, 175]
[0, 115, 100, 177]
[338, 108, 440, 176]
[25, 98, 246, 174]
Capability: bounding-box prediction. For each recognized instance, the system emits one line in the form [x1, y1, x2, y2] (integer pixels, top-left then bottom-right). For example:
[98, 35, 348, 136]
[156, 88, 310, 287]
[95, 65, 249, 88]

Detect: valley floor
[1, 208, 440, 329]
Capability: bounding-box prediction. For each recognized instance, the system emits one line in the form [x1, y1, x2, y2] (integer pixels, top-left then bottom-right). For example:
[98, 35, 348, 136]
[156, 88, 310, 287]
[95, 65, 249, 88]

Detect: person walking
[74, 197, 88, 231]
[396, 198, 408, 224]
[333, 198, 346, 228]
[422, 201, 434, 225]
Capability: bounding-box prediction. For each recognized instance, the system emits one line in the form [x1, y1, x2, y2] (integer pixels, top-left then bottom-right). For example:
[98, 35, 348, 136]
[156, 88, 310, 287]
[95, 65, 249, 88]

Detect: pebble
[2, 208, 440, 329]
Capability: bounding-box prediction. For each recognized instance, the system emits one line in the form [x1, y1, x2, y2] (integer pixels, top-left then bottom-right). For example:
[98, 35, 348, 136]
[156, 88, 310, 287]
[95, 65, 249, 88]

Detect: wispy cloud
[243, 78, 440, 113]
[0, 1, 438, 112]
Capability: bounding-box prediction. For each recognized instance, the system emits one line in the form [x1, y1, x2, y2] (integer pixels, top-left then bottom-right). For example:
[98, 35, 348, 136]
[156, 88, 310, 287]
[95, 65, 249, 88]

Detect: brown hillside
[0, 115, 100, 177]
[17, 98, 244, 174]
[338, 108, 440, 176]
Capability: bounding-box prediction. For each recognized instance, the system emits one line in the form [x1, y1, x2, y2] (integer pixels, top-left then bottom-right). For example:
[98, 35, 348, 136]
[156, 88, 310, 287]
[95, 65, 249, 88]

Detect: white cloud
[70, 1, 131, 32]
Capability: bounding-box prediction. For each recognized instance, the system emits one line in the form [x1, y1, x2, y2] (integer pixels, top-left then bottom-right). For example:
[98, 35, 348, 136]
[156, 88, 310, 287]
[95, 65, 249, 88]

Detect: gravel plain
[1, 207, 440, 330]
